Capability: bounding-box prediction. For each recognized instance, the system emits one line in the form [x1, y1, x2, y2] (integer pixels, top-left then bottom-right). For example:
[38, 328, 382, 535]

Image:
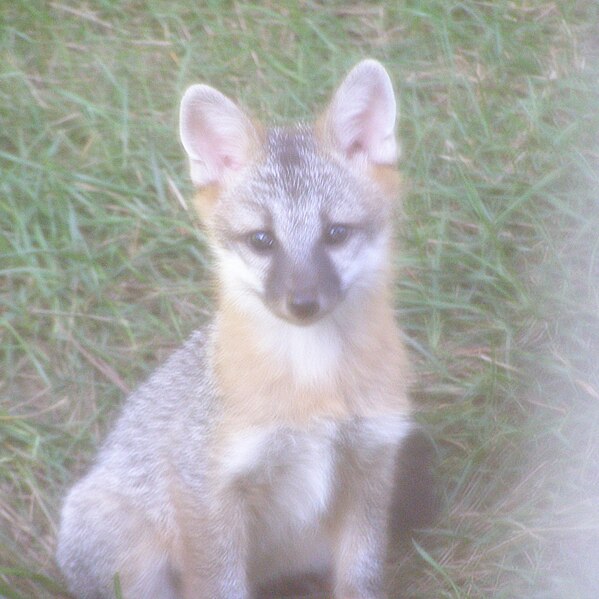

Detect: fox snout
[282, 282, 332, 324]
[265, 251, 343, 325]
[286, 290, 319, 321]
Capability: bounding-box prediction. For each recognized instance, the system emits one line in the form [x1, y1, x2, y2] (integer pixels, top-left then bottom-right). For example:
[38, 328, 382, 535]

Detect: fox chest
[218, 423, 337, 528]
[217, 416, 410, 529]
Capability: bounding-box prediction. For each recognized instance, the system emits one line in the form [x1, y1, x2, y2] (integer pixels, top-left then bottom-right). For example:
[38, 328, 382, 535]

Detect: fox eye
[247, 230, 276, 252]
[324, 224, 350, 246]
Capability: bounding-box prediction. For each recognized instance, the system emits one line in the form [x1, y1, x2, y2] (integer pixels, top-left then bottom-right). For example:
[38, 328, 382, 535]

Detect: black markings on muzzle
[264, 243, 341, 322]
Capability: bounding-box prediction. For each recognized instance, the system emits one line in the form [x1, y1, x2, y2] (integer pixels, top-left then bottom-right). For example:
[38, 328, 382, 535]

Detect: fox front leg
[332, 457, 397, 598]
[332, 500, 390, 599]
[177, 491, 250, 599]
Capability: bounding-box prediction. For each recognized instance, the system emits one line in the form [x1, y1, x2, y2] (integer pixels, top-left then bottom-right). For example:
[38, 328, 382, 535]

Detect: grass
[1, 1, 598, 597]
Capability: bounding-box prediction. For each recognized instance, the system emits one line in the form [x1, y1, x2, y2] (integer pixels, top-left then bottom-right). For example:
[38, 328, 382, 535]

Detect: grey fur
[57, 331, 215, 598]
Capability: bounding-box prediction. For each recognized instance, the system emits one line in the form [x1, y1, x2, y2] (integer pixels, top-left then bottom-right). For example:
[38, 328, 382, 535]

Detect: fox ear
[325, 59, 398, 165]
[179, 85, 257, 187]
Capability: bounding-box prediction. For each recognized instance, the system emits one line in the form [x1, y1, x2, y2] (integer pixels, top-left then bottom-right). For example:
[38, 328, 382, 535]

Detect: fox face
[211, 126, 393, 325]
[180, 60, 400, 327]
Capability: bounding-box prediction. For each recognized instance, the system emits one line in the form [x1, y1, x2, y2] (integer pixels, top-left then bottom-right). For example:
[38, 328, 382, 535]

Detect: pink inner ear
[347, 139, 365, 158]
[328, 60, 397, 165]
[222, 155, 241, 170]
[180, 84, 255, 186]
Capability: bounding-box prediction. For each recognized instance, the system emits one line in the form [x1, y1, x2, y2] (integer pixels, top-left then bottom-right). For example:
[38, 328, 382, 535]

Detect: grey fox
[57, 59, 433, 599]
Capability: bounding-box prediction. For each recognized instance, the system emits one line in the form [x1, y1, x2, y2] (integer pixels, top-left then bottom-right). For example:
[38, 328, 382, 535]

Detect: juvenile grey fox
[57, 59, 434, 599]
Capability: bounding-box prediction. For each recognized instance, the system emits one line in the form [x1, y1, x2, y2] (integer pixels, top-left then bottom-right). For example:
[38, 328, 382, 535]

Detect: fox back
[56, 60, 434, 599]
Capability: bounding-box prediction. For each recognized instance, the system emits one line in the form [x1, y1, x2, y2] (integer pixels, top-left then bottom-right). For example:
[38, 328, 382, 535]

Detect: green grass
[1, 1, 598, 597]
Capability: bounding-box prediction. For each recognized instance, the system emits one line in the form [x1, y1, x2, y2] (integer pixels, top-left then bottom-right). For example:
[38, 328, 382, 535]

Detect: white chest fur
[220, 421, 337, 528]
[216, 415, 412, 584]
[219, 415, 412, 529]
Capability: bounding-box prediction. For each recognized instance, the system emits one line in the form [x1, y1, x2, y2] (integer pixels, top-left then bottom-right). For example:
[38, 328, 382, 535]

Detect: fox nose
[287, 292, 320, 321]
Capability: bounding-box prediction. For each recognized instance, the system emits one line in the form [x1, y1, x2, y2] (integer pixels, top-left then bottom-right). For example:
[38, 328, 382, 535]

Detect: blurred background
[1, 1, 598, 597]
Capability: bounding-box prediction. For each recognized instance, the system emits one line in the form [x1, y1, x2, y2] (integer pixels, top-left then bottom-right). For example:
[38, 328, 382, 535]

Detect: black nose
[287, 293, 320, 321]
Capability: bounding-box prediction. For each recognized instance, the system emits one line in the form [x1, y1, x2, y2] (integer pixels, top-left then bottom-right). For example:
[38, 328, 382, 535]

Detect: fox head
[179, 60, 401, 327]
